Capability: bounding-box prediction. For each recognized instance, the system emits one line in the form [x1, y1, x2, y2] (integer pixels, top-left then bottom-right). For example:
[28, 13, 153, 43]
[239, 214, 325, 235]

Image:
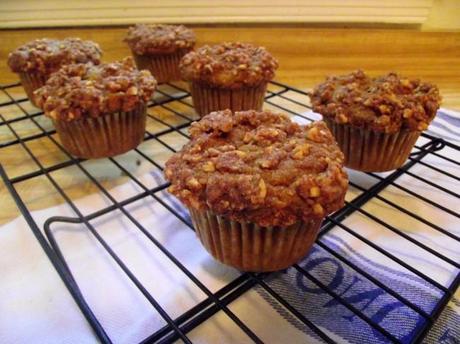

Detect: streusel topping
[165, 110, 347, 227]
[8, 38, 102, 75]
[124, 24, 196, 55]
[180, 42, 278, 89]
[310, 70, 441, 133]
[34, 57, 157, 121]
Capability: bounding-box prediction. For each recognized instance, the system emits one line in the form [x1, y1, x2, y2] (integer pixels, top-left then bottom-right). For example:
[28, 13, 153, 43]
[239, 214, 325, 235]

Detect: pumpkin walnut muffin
[165, 109, 348, 271]
[124, 24, 195, 83]
[34, 57, 157, 159]
[7, 38, 102, 106]
[310, 70, 442, 172]
[180, 42, 278, 116]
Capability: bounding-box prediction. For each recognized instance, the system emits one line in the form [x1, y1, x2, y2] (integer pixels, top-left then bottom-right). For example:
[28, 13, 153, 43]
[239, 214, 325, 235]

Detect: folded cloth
[0, 109, 458, 343]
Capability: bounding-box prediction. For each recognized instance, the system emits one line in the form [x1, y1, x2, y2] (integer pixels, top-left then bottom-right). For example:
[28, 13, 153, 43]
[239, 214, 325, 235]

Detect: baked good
[180, 42, 278, 117]
[124, 24, 195, 84]
[34, 57, 156, 158]
[165, 109, 348, 271]
[7, 38, 102, 106]
[310, 70, 442, 171]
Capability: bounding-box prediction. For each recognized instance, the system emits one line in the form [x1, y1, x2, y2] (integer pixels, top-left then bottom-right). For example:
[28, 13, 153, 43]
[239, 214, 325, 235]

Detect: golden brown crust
[34, 57, 157, 121]
[124, 24, 196, 55]
[165, 110, 348, 228]
[310, 70, 442, 133]
[7, 38, 102, 75]
[179, 42, 278, 89]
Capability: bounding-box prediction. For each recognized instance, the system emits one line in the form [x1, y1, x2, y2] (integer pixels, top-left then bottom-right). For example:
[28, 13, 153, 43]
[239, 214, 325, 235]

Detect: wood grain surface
[1, 26, 459, 225]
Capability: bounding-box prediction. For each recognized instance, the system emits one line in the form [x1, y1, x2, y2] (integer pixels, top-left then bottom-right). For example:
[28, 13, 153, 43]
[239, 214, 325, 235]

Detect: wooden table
[1, 26, 459, 225]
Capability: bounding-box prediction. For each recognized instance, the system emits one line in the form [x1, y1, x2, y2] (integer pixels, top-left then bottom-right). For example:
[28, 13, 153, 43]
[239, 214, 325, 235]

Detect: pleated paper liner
[324, 118, 420, 172]
[53, 102, 147, 159]
[19, 72, 48, 106]
[189, 82, 267, 117]
[132, 49, 191, 84]
[190, 208, 322, 272]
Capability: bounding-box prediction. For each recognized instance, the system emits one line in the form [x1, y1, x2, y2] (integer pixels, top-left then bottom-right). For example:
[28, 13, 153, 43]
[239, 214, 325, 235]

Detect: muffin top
[7, 38, 102, 75]
[34, 57, 157, 121]
[179, 42, 278, 89]
[310, 70, 442, 133]
[165, 110, 348, 228]
[124, 24, 196, 55]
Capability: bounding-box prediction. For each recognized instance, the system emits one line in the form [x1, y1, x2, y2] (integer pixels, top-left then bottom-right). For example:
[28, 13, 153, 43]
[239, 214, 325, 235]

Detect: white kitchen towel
[0, 109, 459, 343]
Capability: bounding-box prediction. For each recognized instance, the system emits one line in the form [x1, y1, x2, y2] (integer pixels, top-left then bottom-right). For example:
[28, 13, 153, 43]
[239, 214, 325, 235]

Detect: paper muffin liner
[53, 102, 147, 159]
[189, 82, 267, 117]
[324, 118, 421, 172]
[132, 49, 190, 84]
[18, 72, 48, 106]
[189, 208, 322, 272]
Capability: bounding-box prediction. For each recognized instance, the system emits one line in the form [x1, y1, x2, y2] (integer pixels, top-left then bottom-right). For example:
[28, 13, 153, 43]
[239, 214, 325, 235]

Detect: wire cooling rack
[0, 80, 459, 344]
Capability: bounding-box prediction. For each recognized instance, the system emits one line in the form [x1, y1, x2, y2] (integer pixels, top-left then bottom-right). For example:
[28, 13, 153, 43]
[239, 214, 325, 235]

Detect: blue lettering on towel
[295, 251, 426, 342]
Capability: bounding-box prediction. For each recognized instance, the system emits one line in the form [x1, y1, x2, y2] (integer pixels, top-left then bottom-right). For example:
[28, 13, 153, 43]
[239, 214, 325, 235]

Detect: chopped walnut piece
[186, 177, 201, 190]
[291, 144, 311, 160]
[337, 114, 349, 123]
[234, 150, 247, 158]
[403, 109, 413, 118]
[127, 86, 138, 95]
[417, 122, 428, 131]
[259, 178, 267, 199]
[310, 186, 321, 198]
[307, 127, 322, 142]
[313, 203, 324, 216]
[202, 161, 215, 172]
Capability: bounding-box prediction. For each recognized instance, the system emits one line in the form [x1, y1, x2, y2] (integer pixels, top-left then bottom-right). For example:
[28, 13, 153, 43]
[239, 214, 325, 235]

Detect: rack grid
[0, 80, 459, 344]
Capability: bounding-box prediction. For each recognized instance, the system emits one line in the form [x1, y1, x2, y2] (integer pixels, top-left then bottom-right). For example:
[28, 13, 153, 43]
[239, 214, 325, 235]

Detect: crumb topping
[34, 57, 157, 121]
[8, 38, 102, 75]
[310, 70, 442, 133]
[165, 110, 348, 227]
[180, 42, 278, 89]
[124, 24, 196, 55]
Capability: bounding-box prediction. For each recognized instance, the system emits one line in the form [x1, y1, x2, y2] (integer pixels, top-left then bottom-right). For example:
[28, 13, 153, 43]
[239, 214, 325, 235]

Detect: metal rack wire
[0, 80, 459, 344]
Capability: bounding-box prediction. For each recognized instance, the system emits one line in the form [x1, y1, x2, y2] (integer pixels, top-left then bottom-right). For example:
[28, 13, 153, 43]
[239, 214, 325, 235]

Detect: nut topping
[8, 38, 102, 75]
[180, 42, 278, 89]
[124, 24, 195, 55]
[34, 57, 157, 121]
[310, 70, 441, 133]
[165, 109, 348, 227]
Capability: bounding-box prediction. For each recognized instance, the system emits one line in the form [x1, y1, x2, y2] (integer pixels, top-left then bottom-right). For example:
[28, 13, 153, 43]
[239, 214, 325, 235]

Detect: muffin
[180, 42, 278, 117]
[124, 24, 195, 84]
[165, 110, 348, 271]
[34, 57, 157, 159]
[7, 38, 102, 106]
[310, 70, 442, 172]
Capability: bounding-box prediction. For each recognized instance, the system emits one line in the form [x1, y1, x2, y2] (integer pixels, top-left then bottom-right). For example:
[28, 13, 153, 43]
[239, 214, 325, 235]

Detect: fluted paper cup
[132, 49, 190, 84]
[53, 102, 147, 159]
[18, 72, 48, 106]
[324, 118, 420, 172]
[189, 82, 267, 117]
[189, 208, 322, 272]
